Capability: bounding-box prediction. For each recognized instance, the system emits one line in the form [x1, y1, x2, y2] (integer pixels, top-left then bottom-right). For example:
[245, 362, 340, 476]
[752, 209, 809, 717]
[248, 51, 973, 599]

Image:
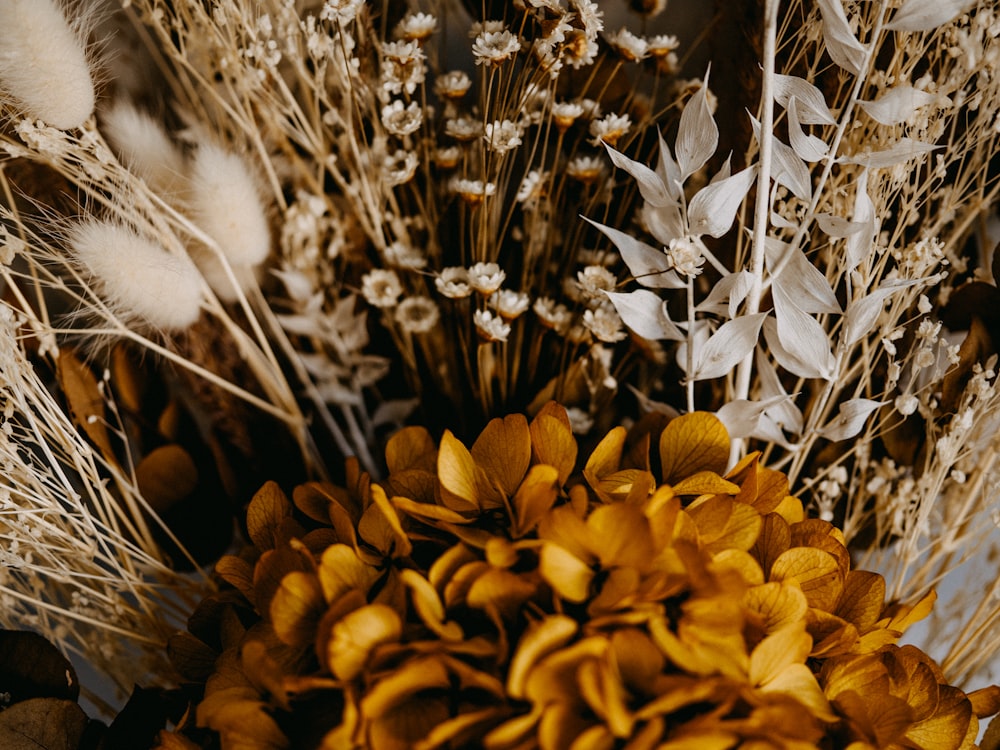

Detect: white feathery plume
[0, 0, 96, 129]
[101, 100, 186, 197]
[68, 219, 203, 331]
[188, 142, 271, 301]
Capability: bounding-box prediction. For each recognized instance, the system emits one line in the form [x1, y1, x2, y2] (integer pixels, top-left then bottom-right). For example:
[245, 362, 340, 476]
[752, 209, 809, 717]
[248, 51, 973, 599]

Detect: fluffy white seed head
[69, 220, 203, 331]
[101, 101, 186, 196]
[0, 0, 96, 129]
[189, 143, 271, 268]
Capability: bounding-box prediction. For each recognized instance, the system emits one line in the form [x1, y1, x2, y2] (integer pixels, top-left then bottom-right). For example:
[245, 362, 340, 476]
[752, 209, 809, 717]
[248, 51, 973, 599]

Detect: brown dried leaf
[529, 407, 578, 486]
[385, 425, 437, 474]
[0, 698, 88, 750]
[471, 414, 532, 498]
[247, 481, 293, 551]
[136, 444, 199, 515]
[57, 348, 114, 461]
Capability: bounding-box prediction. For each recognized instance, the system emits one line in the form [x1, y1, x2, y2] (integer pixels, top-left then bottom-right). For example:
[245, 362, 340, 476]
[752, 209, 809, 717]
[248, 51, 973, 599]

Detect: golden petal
[511, 464, 561, 537]
[769, 547, 843, 611]
[508, 616, 579, 700]
[437, 430, 483, 511]
[327, 603, 403, 681]
[539, 543, 594, 603]
[659, 412, 730, 485]
[671, 471, 741, 497]
[385, 425, 437, 474]
[246, 481, 294, 551]
[709, 549, 764, 586]
[269, 571, 324, 647]
[757, 662, 838, 723]
[749, 623, 811, 686]
[835, 570, 886, 633]
[466, 567, 539, 619]
[586, 503, 656, 569]
[367, 695, 450, 750]
[530, 406, 578, 486]
[359, 485, 413, 558]
[538, 505, 596, 562]
[318, 544, 379, 603]
[471, 414, 532, 498]
[399, 568, 463, 642]
[584, 426, 627, 490]
[742, 581, 809, 635]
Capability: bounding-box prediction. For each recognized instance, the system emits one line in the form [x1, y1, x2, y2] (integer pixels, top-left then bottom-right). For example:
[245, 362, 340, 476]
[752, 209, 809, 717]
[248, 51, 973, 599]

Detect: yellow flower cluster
[164, 407, 999, 750]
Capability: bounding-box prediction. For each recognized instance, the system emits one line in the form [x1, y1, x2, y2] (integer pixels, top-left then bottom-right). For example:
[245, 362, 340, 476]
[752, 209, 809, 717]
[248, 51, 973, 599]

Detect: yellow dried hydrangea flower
[164, 406, 1000, 750]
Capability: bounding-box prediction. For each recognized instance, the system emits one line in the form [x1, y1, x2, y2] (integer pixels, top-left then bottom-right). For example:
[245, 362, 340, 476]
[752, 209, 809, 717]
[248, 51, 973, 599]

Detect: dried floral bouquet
[1, 0, 1000, 747]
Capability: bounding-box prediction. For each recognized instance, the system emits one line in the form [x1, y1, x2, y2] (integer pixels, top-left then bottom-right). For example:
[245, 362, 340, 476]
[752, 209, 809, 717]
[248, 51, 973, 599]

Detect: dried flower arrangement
[0, 0, 999, 747]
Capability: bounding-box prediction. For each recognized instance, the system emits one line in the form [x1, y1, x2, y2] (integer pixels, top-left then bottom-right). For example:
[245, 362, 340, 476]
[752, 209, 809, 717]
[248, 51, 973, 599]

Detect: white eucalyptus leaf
[710, 153, 733, 184]
[845, 171, 876, 273]
[787, 97, 830, 163]
[817, 398, 884, 441]
[751, 114, 812, 201]
[771, 209, 799, 230]
[843, 137, 939, 168]
[584, 217, 683, 289]
[755, 348, 804, 434]
[641, 202, 686, 249]
[690, 313, 766, 381]
[371, 398, 420, 427]
[656, 128, 683, 202]
[773, 74, 837, 125]
[816, 0, 867, 75]
[815, 212, 866, 237]
[765, 238, 841, 314]
[696, 270, 754, 319]
[859, 85, 944, 125]
[717, 395, 797, 439]
[749, 412, 799, 449]
[842, 279, 923, 346]
[885, 0, 976, 31]
[687, 165, 756, 239]
[278, 314, 322, 337]
[604, 289, 685, 341]
[770, 286, 836, 380]
[604, 142, 674, 207]
[675, 67, 718, 182]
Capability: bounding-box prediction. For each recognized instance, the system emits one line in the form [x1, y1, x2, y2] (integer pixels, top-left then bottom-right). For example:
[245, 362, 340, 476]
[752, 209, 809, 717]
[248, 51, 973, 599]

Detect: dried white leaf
[710, 153, 733, 184]
[604, 289, 685, 341]
[717, 395, 797, 439]
[641, 202, 686, 248]
[371, 398, 419, 427]
[696, 270, 755, 319]
[765, 238, 840, 314]
[843, 137, 939, 168]
[675, 67, 718, 182]
[751, 114, 811, 201]
[842, 279, 923, 346]
[584, 217, 684, 289]
[816, 0, 867, 75]
[656, 128, 683, 202]
[815, 213, 866, 238]
[885, 0, 976, 32]
[755, 348, 803, 434]
[604, 142, 674, 207]
[845, 171, 876, 273]
[770, 286, 836, 380]
[688, 165, 756, 239]
[859, 85, 944, 125]
[817, 398, 884, 441]
[773, 74, 837, 125]
[690, 313, 766, 381]
[787, 97, 830, 163]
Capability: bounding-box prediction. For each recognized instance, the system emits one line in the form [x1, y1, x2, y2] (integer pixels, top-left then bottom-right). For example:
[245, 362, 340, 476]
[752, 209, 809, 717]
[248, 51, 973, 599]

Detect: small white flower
[589, 112, 631, 147]
[361, 269, 403, 308]
[468, 262, 506, 295]
[472, 30, 521, 66]
[484, 119, 523, 154]
[665, 235, 707, 277]
[394, 12, 437, 42]
[474, 309, 511, 342]
[490, 289, 530, 320]
[606, 28, 649, 62]
[435, 267, 472, 299]
[445, 117, 483, 141]
[551, 101, 584, 131]
[516, 170, 549, 204]
[395, 296, 439, 333]
[382, 149, 419, 185]
[583, 305, 627, 343]
[566, 155, 604, 184]
[383, 241, 426, 269]
[534, 297, 572, 333]
[320, 0, 364, 23]
[450, 178, 496, 207]
[435, 70, 472, 99]
[381, 100, 423, 136]
[577, 265, 617, 297]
